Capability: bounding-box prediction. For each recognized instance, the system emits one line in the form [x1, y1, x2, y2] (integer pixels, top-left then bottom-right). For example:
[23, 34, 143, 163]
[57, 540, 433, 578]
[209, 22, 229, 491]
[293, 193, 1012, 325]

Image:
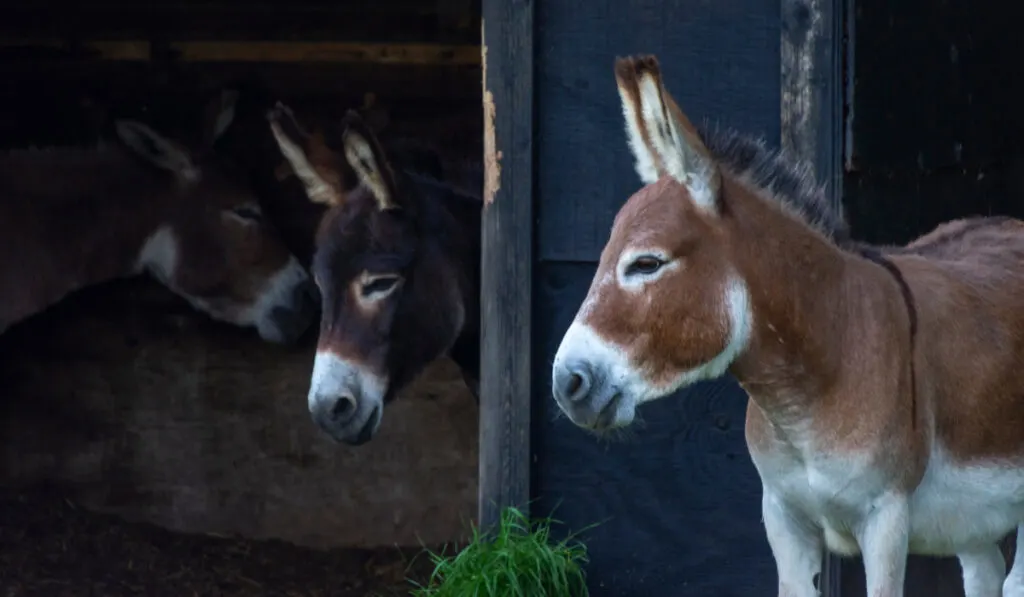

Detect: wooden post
[781, 0, 846, 594]
[478, 0, 534, 531]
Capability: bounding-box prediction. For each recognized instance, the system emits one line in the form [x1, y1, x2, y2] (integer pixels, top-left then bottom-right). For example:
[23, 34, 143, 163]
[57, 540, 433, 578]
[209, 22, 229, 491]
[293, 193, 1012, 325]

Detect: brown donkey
[550, 55, 1024, 597]
[0, 93, 317, 343]
[267, 103, 481, 446]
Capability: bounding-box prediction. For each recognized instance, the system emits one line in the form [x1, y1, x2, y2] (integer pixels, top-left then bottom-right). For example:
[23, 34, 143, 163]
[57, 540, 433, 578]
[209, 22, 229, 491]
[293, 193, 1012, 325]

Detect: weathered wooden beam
[780, 0, 846, 594]
[0, 39, 480, 66]
[478, 0, 533, 532]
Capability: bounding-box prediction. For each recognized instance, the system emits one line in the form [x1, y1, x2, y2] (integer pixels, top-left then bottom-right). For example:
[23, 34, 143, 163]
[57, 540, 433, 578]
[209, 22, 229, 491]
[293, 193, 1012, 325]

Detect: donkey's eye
[625, 256, 664, 276]
[230, 206, 263, 222]
[362, 276, 400, 298]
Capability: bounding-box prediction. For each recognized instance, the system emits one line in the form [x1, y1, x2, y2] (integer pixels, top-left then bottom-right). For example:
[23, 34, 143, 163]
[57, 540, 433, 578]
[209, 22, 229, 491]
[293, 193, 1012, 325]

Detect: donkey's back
[0, 144, 163, 206]
[886, 215, 1024, 556]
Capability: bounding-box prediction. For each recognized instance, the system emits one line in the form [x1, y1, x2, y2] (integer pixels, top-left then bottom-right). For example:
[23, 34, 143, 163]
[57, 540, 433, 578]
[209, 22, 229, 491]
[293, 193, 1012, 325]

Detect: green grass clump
[409, 506, 593, 597]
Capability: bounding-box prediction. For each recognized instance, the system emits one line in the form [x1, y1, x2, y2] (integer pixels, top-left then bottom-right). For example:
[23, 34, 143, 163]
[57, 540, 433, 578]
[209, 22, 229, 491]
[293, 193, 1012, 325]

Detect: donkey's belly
[906, 452, 1024, 555]
[756, 446, 1024, 558]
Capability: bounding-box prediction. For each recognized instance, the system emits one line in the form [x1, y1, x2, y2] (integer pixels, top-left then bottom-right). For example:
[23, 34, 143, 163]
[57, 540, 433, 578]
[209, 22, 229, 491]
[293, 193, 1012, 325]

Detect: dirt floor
[0, 486, 444, 597]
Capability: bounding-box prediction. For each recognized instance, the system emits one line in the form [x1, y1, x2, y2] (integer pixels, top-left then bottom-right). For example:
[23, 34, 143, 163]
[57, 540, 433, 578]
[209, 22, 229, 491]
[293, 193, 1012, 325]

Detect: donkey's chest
[751, 444, 883, 555]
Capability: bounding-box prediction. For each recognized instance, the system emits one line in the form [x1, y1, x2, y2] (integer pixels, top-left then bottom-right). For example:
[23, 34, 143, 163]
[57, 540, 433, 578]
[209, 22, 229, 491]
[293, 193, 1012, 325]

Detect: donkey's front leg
[957, 544, 1005, 597]
[763, 491, 823, 597]
[858, 493, 910, 597]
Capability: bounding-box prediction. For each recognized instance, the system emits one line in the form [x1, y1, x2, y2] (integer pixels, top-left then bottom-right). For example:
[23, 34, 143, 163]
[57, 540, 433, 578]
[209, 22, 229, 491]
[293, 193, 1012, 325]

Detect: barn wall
[0, 1, 482, 550]
[840, 0, 1024, 593]
[530, 0, 781, 594]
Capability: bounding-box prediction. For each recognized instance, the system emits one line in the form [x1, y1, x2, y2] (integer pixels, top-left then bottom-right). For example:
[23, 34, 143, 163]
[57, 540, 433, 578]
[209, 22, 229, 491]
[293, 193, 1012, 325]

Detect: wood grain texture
[478, 0, 533, 531]
[780, 0, 845, 593]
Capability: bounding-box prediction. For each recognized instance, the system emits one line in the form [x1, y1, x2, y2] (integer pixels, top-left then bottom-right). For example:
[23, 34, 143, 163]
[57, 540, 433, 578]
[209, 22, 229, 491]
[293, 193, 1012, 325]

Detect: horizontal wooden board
[0, 39, 480, 66]
[0, 1, 481, 45]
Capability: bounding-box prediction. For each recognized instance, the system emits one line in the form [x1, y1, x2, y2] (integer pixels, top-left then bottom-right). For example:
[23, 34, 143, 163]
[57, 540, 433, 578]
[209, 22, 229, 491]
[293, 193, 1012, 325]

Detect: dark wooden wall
[528, 0, 781, 594]
[840, 0, 1024, 594]
[844, 0, 1024, 246]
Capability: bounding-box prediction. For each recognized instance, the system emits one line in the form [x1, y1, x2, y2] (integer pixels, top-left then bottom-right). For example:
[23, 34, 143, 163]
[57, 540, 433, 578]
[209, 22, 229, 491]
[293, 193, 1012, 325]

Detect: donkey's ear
[267, 102, 344, 206]
[614, 54, 721, 211]
[341, 110, 399, 211]
[114, 119, 201, 182]
[200, 88, 239, 147]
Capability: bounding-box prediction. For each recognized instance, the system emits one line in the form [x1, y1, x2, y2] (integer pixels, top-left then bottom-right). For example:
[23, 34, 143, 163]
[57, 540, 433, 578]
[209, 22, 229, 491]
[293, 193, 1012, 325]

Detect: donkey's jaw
[135, 225, 179, 283]
[245, 256, 318, 344]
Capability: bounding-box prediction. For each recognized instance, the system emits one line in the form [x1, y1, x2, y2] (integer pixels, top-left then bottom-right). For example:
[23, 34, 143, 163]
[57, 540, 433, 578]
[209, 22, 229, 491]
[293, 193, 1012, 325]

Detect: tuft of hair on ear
[340, 109, 399, 211]
[613, 54, 722, 212]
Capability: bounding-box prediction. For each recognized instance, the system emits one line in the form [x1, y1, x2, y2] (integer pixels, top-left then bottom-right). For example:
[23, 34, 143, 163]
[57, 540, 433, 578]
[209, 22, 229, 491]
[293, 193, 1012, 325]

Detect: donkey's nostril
[567, 373, 584, 397]
[555, 360, 593, 403]
[331, 395, 357, 421]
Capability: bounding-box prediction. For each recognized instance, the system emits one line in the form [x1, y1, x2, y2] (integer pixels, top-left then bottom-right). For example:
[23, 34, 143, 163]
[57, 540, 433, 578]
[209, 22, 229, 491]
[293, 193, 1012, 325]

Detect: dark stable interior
[0, 1, 482, 595]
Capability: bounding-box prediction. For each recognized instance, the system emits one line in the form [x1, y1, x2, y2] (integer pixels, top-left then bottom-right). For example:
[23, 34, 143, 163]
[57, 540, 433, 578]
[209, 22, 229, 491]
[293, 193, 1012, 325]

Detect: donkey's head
[551, 55, 760, 431]
[116, 91, 318, 344]
[269, 104, 478, 445]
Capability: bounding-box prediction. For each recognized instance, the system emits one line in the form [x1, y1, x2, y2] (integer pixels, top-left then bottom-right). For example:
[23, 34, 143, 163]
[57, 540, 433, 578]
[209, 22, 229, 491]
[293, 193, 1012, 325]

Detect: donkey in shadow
[0, 91, 317, 343]
[267, 102, 480, 445]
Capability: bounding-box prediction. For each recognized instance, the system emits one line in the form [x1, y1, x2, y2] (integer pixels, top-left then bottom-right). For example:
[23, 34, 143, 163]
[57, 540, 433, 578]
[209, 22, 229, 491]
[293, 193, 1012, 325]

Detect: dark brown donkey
[267, 103, 480, 446]
[551, 55, 1024, 597]
[0, 93, 318, 343]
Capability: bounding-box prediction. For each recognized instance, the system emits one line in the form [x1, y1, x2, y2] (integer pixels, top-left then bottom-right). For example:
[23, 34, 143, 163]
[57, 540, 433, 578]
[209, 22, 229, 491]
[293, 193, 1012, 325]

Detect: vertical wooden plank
[781, 0, 844, 594]
[781, 0, 844, 199]
[478, 0, 534, 531]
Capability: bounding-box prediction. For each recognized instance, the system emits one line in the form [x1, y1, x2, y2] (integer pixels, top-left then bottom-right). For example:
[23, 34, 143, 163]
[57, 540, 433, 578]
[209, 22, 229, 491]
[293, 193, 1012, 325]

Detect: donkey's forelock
[697, 124, 851, 245]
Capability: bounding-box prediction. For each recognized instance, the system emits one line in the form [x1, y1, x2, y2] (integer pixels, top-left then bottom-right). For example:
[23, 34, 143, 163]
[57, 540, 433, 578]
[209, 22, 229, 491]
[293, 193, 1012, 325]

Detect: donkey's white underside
[752, 432, 1024, 596]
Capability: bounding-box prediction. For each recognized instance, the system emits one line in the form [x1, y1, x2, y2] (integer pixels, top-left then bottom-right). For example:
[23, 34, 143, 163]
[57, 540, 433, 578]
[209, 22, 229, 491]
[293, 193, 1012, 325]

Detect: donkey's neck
[410, 171, 483, 392]
[0, 146, 177, 331]
[725, 182, 911, 438]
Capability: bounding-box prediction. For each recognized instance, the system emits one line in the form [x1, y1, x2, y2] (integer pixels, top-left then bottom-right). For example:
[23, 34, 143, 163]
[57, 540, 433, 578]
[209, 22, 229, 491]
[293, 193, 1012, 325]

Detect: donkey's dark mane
[698, 123, 852, 246]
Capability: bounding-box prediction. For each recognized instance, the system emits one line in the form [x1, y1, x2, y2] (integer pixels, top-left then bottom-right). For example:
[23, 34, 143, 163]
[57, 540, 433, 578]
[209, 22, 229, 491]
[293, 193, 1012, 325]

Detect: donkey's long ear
[114, 119, 201, 182]
[614, 54, 721, 211]
[267, 102, 344, 206]
[200, 88, 239, 147]
[340, 110, 399, 211]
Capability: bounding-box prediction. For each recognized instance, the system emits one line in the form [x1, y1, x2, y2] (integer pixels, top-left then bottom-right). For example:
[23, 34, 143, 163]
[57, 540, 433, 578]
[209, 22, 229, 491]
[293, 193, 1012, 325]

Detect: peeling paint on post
[482, 23, 502, 206]
[478, 0, 532, 533]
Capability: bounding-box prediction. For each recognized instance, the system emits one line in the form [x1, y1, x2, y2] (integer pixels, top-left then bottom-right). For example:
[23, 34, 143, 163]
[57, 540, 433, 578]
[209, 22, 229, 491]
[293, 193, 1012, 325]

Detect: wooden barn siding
[529, 0, 781, 594]
[0, 51, 482, 548]
[840, 0, 1024, 593]
[478, 0, 533, 529]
